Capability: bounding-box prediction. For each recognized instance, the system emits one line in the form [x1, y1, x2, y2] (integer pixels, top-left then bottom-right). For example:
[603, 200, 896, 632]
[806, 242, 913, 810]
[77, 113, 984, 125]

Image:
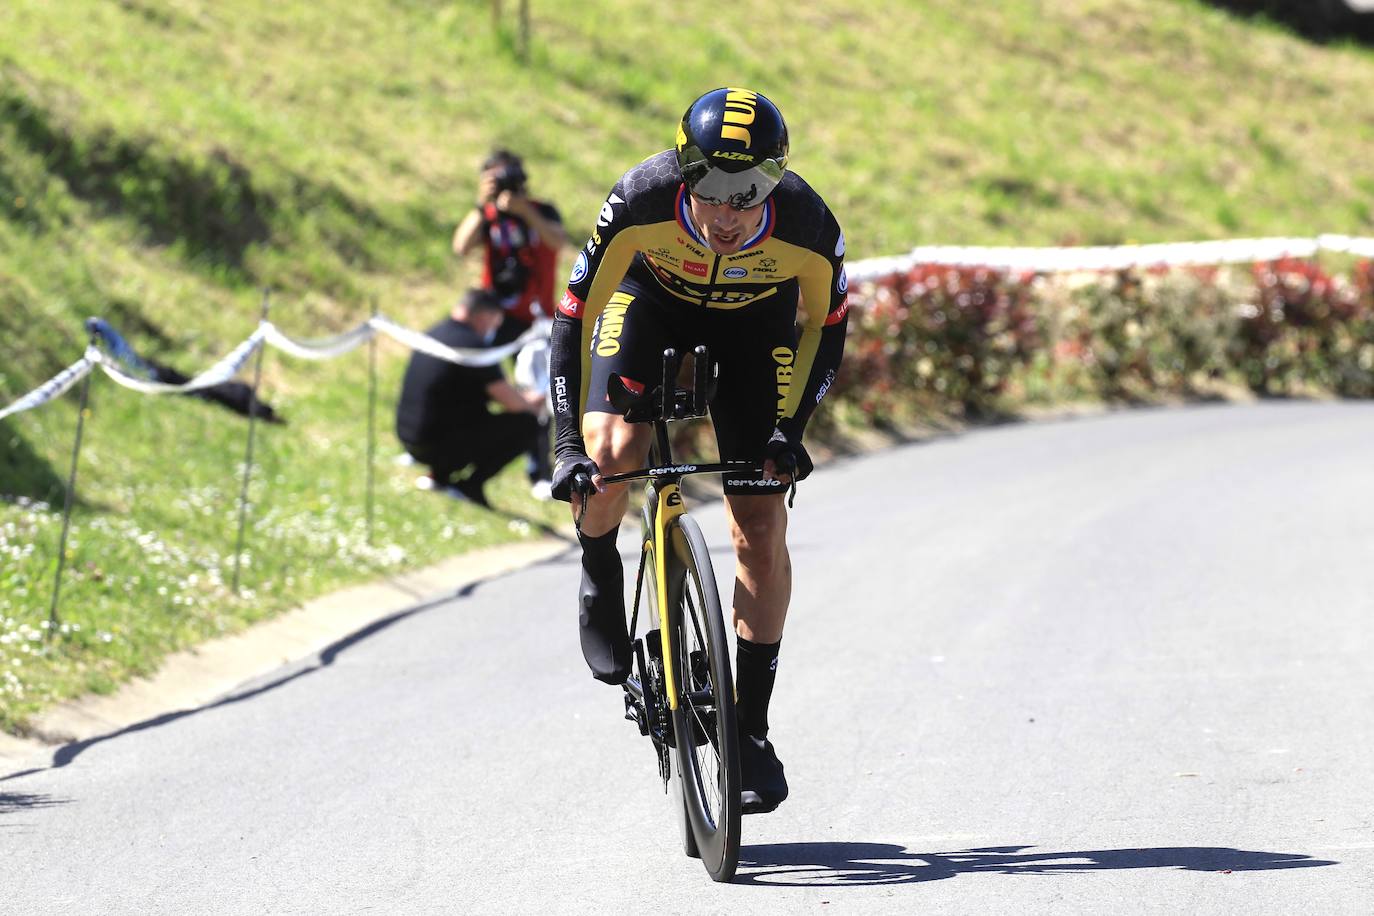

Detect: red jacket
[478, 201, 562, 326]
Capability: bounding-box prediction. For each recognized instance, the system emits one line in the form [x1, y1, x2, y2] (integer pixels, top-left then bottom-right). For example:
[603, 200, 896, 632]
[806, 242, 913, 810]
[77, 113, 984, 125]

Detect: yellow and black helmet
[675, 87, 789, 210]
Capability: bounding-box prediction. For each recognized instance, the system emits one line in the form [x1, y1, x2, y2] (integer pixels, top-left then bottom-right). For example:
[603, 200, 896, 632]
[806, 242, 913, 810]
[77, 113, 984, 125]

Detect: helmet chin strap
[686, 206, 709, 242]
[687, 201, 766, 254]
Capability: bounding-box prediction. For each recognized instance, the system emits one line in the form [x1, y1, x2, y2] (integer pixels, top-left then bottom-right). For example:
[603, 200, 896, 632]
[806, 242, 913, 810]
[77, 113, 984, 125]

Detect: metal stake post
[518, 0, 530, 60]
[232, 291, 271, 595]
[365, 299, 379, 546]
[47, 339, 97, 638]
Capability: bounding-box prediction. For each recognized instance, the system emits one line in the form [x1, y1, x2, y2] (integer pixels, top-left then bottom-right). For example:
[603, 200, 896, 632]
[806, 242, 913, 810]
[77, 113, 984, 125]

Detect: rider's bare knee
[729, 500, 790, 574]
[584, 415, 646, 477]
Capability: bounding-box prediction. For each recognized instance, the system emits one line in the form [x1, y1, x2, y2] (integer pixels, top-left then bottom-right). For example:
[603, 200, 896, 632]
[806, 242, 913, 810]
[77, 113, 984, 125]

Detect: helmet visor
[683, 158, 786, 210]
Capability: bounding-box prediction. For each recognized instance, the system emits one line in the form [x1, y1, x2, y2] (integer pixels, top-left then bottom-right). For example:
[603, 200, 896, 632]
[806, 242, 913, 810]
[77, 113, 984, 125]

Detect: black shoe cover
[579, 568, 631, 684]
[739, 732, 788, 814]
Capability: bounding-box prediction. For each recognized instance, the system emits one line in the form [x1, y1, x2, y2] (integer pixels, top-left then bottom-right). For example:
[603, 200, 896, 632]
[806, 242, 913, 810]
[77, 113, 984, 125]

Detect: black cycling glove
[550, 452, 602, 503]
[764, 427, 813, 482]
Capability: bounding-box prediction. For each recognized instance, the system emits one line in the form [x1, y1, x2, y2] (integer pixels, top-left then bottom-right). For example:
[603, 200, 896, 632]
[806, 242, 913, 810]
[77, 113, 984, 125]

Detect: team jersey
[549, 150, 850, 459]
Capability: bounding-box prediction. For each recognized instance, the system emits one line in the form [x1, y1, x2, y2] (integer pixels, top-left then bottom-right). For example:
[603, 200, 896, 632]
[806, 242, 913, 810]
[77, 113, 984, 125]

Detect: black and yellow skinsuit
[548, 149, 849, 493]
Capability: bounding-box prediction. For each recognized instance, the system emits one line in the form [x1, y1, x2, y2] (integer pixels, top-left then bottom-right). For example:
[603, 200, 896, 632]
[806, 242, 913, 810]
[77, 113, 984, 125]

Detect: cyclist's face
[688, 194, 766, 256]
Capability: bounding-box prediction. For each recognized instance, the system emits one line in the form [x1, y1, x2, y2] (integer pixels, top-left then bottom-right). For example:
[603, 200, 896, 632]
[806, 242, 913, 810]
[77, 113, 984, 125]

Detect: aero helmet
[676, 88, 789, 210]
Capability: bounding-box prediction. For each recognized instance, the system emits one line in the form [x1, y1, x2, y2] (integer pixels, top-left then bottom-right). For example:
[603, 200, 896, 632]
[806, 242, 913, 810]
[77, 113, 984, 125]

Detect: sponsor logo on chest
[676, 236, 707, 258]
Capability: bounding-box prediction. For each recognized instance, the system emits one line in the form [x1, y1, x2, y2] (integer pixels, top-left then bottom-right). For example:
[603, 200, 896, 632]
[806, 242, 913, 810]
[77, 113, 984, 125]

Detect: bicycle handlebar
[599, 461, 758, 487]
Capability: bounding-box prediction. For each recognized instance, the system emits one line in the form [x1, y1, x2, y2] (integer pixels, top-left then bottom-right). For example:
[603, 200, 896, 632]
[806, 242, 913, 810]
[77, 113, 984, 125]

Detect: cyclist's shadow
[736, 842, 1337, 887]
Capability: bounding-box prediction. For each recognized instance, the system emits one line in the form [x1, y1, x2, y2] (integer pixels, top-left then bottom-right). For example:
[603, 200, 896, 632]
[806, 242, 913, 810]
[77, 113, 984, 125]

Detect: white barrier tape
[846, 235, 1374, 281]
[261, 320, 375, 361]
[0, 352, 97, 422]
[0, 312, 559, 420]
[95, 327, 268, 394]
[369, 316, 549, 368]
[1317, 234, 1374, 259]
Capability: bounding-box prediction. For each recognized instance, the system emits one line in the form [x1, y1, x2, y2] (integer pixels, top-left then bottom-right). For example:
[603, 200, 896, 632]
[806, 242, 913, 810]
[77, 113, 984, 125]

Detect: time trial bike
[572, 345, 749, 883]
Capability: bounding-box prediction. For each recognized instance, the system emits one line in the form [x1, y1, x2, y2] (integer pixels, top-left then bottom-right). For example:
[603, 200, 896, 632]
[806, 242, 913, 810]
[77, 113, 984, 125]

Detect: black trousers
[403, 412, 539, 488]
[528, 416, 553, 482]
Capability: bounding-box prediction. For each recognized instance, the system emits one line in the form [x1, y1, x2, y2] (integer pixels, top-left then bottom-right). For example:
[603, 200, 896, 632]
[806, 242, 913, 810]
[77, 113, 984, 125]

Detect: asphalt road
[3, 402, 1372, 915]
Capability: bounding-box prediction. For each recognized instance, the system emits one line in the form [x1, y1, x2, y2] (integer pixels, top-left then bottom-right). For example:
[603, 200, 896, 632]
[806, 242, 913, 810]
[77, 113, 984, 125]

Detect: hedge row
[830, 257, 1374, 426]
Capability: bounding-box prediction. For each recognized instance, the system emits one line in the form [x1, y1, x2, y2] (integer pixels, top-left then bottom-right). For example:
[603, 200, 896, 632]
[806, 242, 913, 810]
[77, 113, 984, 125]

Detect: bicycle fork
[622, 478, 687, 769]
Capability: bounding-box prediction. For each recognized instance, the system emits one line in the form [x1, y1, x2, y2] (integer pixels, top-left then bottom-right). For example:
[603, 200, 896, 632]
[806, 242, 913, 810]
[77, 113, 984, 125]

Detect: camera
[491, 164, 527, 196]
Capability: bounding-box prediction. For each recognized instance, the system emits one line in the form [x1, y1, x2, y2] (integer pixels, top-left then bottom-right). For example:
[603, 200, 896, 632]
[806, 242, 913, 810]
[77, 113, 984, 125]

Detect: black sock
[735, 636, 781, 739]
[576, 526, 629, 683]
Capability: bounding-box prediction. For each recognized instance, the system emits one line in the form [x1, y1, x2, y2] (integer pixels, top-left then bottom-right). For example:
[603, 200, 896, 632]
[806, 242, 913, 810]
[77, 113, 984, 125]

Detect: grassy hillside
[2, 0, 1373, 730]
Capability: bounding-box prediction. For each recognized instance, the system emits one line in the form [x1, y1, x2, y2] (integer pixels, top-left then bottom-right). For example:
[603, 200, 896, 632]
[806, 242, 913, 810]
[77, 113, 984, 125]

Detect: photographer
[451, 149, 566, 497]
[452, 149, 567, 343]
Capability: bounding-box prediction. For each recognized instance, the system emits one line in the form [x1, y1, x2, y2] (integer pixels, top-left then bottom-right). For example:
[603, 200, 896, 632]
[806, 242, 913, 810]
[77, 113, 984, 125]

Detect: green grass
[2, 0, 1374, 731]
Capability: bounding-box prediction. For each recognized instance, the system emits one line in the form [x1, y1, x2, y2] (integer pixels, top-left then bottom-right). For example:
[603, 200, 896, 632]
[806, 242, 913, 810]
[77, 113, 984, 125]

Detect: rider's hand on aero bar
[551, 453, 603, 502]
[762, 427, 813, 484]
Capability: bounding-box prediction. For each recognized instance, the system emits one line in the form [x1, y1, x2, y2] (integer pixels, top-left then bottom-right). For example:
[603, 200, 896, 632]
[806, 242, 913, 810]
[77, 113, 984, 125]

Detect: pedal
[623, 690, 648, 735]
[624, 639, 649, 736]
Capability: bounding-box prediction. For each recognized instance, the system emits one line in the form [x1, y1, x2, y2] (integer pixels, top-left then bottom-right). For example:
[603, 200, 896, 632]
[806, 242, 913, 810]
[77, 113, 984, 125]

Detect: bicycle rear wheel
[667, 515, 740, 883]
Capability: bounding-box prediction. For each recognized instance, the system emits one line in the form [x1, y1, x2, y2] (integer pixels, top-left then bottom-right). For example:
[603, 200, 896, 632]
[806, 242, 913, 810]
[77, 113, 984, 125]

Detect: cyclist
[548, 88, 849, 814]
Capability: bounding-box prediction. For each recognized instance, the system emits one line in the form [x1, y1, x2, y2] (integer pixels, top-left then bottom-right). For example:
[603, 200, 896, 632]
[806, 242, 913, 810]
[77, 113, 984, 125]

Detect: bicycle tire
[667, 514, 740, 883]
[671, 739, 701, 859]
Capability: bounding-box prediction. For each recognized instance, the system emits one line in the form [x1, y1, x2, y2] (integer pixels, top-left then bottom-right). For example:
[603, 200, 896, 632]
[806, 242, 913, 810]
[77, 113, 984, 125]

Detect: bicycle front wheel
[667, 514, 740, 883]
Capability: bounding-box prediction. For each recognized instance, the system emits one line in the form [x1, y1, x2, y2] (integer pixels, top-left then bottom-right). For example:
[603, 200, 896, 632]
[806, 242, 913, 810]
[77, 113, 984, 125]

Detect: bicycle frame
[597, 347, 748, 720]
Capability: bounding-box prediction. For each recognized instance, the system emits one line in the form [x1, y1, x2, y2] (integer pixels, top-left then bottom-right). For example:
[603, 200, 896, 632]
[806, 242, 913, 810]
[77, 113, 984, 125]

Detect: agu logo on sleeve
[570, 251, 589, 285]
[837, 266, 848, 294]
